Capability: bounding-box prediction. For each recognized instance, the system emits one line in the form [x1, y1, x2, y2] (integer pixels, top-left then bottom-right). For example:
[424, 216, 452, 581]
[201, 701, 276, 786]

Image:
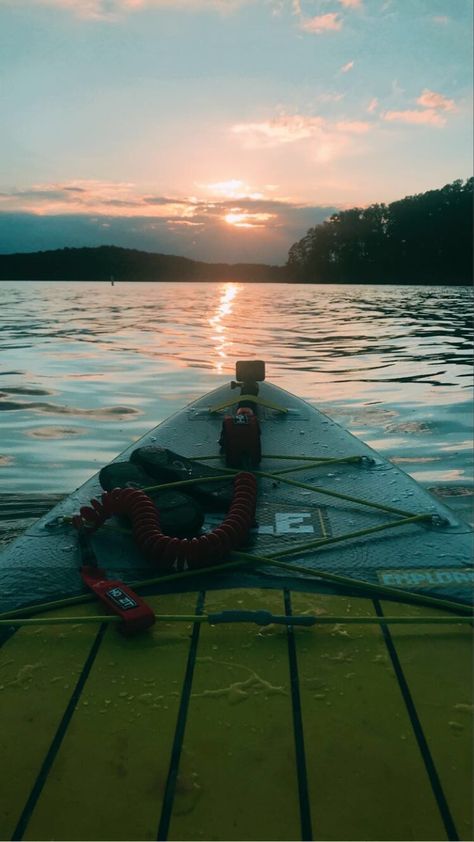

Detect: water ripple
[0, 281, 472, 521]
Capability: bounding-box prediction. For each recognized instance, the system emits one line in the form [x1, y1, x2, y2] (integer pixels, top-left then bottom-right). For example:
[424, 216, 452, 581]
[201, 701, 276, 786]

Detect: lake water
[0, 281, 472, 530]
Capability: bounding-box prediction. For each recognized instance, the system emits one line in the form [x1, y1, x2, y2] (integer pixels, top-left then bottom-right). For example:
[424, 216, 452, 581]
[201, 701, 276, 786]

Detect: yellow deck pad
[0, 604, 101, 840]
[291, 592, 454, 841]
[167, 588, 300, 841]
[8, 593, 197, 841]
[0, 587, 471, 841]
[380, 599, 473, 841]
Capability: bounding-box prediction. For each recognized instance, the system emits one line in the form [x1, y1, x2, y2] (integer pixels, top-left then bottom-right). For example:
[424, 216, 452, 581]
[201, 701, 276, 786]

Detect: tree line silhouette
[287, 178, 472, 284]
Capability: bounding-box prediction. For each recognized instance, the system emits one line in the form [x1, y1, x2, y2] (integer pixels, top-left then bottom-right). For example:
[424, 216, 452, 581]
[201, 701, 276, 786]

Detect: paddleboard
[0, 364, 472, 841]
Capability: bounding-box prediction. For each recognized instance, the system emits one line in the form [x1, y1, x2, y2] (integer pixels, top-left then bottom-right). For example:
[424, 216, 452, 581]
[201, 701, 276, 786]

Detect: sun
[224, 210, 275, 229]
[224, 212, 254, 228]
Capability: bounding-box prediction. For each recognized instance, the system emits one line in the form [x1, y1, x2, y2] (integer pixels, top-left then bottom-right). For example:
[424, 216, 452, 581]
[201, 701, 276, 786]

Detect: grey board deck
[1, 380, 472, 614]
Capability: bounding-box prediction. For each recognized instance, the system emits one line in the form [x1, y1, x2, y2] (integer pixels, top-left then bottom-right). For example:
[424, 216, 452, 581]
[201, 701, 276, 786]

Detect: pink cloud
[338, 0, 362, 7]
[340, 60, 354, 73]
[9, 0, 250, 20]
[0, 180, 201, 217]
[232, 115, 326, 146]
[383, 109, 446, 127]
[0, 179, 295, 230]
[417, 89, 456, 111]
[231, 112, 370, 162]
[382, 88, 457, 128]
[367, 97, 378, 113]
[300, 13, 343, 33]
[432, 15, 449, 25]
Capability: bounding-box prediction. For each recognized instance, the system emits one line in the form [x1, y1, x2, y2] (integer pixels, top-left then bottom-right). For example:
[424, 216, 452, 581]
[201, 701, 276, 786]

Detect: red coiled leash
[72, 472, 257, 572]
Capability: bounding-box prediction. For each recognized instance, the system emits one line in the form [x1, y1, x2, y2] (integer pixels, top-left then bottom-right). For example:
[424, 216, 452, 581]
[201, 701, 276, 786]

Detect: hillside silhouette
[0, 246, 286, 283]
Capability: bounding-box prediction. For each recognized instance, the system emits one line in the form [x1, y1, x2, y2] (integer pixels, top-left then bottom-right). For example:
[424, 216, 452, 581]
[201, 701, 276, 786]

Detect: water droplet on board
[138, 693, 153, 705]
[372, 654, 387, 664]
[454, 703, 473, 713]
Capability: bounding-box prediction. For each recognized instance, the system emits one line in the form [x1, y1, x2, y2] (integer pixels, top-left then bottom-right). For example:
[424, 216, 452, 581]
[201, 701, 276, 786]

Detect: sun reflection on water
[208, 283, 242, 372]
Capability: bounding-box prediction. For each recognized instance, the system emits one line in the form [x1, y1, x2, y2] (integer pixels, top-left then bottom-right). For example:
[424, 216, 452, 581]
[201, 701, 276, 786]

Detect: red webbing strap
[81, 565, 155, 635]
[222, 410, 261, 468]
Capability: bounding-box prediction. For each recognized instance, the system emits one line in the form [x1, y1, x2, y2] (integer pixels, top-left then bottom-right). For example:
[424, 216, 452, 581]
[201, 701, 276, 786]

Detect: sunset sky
[0, 0, 472, 263]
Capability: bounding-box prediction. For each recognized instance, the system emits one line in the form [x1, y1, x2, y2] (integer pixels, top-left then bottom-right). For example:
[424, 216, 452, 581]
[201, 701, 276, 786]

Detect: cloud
[294, 0, 361, 31]
[340, 60, 354, 73]
[299, 13, 343, 33]
[383, 88, 457, 128]
[7, 0, 250, 21]
[367, 97, 378, 113]
[0, 178, 325, 229]
[232, 114, 326, 146]
[142, 195, 191, 206]
[383, 109, 446, 127]
[27, 0, 361, 23]
[416, 89, 456, 112]
[432, 15, 449, 25]
[202, 179, 264, 200]
[0, 180, 147, 214]
[0, 190, 339, 263]
[231, 112, 371, 162]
